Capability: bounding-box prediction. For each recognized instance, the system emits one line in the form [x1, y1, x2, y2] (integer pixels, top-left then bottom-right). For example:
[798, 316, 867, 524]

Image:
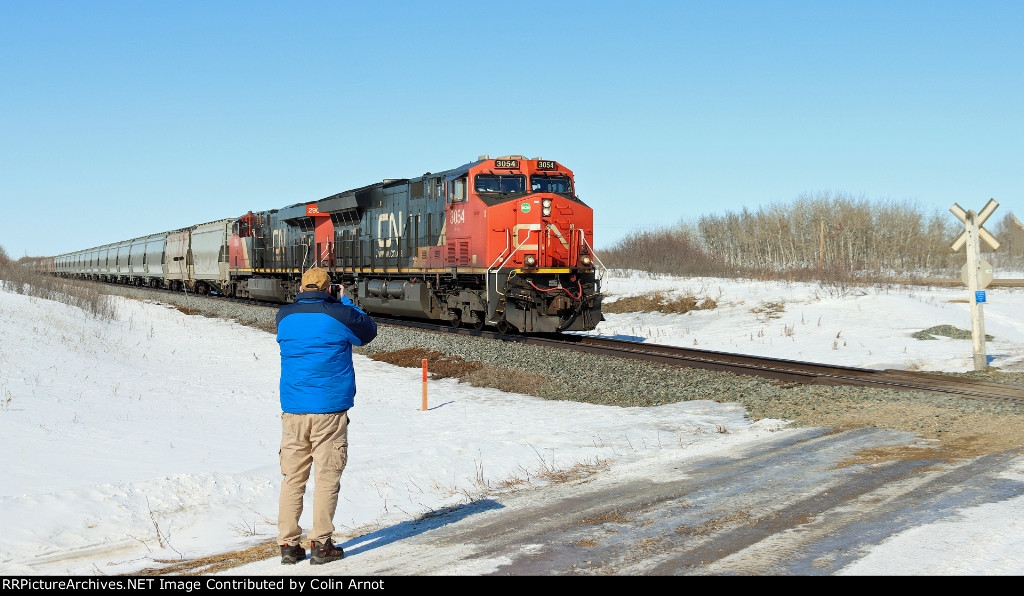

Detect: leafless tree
[603, 194, 1022, 280]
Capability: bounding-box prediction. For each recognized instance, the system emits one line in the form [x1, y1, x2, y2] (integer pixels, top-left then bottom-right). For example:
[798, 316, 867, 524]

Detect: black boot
[310, 538, 344, 565]
[280, 543, 306, 565]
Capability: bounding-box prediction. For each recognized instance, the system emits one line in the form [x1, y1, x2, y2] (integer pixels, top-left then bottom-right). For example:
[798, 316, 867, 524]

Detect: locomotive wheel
[496, 319, 512, 335]
[471, 316, 485, 331]
[449, 310, 461, 328]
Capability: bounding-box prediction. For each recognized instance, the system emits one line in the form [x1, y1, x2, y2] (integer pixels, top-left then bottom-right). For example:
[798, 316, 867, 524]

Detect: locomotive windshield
[530, 174, 573, 195]
[475, 174, 527, 194]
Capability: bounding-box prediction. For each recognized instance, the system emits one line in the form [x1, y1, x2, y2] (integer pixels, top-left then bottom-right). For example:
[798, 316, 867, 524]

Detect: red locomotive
[54, 154, 605, 333]
[228, 154, 604, 333]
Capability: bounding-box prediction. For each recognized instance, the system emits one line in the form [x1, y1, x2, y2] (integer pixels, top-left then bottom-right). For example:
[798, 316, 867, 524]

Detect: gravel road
[235, 425, 1024, 576]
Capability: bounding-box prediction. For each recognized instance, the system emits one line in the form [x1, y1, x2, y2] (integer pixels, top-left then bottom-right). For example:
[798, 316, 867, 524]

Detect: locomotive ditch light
[580, 255, 592, 266]
[524, 254, 537, 267]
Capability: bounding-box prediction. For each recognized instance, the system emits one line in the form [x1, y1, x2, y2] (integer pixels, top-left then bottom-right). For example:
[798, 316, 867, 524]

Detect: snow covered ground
[1, 271, 1023, 576]
[589, 271, 1024, 372]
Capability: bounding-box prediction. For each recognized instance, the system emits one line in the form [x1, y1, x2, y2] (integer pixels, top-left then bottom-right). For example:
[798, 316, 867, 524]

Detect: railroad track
[918, 278, 1024, 288]
[81, 282, 1024, 405]
[375, 316, 1024, 405]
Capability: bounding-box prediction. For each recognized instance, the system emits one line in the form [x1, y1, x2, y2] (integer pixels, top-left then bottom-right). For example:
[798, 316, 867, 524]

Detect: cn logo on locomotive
[377, 212, 404, 248]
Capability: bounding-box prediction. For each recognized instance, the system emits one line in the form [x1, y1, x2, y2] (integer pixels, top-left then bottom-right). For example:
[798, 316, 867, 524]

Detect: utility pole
[950, 199, 999, 371]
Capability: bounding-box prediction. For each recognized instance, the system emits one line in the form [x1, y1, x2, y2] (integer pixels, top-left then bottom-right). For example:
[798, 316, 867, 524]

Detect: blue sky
[2, 0, 1021, 257]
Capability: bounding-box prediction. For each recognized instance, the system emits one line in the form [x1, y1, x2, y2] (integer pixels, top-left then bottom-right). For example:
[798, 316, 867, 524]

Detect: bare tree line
[602, 193, 1024, 279]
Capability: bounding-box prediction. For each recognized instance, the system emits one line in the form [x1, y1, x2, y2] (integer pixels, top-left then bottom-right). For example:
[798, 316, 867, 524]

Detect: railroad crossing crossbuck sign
[951, 199, 1000, 253]
[951, 199, 1000, 291]
[950, 198, 999, 371]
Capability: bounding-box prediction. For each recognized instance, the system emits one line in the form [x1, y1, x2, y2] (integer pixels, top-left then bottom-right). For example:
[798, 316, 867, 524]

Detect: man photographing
[275, 268, 377, 565]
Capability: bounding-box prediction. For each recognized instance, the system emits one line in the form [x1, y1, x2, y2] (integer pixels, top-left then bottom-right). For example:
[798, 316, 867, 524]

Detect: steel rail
[562, 334, 1024, 403]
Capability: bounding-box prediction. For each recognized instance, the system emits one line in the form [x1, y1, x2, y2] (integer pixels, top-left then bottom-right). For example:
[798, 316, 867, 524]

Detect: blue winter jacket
[276, 291, 378, 414]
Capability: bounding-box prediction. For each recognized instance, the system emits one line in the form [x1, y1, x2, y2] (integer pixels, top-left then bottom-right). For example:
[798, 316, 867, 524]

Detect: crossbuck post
[950, 199, 1000, 371]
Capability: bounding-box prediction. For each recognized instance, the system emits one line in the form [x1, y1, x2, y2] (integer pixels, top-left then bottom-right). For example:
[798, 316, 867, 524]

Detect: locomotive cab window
[448, 176, 468, 202]
[475, 174, 527, 194]
[530, 174, 573, 195]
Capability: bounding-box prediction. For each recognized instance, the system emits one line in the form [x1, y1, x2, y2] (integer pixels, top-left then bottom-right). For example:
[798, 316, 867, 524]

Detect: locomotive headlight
[524, 254, 537, 267]
[541, 198, 552, 216]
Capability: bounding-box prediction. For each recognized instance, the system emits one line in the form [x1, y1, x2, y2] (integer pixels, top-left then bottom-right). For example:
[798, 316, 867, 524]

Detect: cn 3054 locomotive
[54, 155, 605, 333]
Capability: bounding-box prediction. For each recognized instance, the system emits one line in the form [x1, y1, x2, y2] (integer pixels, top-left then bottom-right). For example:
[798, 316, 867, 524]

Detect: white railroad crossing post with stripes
[950, 199, 1000, 371]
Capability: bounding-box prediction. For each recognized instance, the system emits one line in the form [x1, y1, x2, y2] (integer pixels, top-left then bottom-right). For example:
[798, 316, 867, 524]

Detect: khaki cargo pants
[277, 411, 349, 546]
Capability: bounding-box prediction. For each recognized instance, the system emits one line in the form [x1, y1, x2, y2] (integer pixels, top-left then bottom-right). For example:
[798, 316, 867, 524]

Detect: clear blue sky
[2, 0, 1021, 257]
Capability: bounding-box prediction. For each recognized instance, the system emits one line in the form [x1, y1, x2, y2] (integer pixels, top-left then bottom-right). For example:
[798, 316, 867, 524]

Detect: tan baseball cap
[301, 267, 330, 291]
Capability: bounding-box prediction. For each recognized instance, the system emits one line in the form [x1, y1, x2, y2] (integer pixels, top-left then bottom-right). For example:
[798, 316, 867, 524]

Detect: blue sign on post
[976, 291, 986, 303]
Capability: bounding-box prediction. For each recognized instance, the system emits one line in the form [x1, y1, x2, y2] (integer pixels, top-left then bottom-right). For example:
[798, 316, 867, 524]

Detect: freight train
[53, 155, 604, 333]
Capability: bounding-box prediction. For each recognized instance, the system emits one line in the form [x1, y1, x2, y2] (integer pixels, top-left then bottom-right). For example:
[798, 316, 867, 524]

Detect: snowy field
[1, 271, 1023, 575]
[587, 271, 1024, 373]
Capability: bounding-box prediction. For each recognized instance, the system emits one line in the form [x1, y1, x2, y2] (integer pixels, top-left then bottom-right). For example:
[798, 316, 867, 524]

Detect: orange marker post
[422, 358, 428, 411]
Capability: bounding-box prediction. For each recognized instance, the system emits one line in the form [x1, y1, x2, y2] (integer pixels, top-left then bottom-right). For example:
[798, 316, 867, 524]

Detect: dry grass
[367, 347, 549, 395]
[0, 263, 116, 320]
[603, 291, 718, 315]
[133, 540, 280, 576]
[533, 457, 610, 484]
[368, 347, 481, 379]
[750, 300, 786, 320]
[461, 365, 549, 394]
